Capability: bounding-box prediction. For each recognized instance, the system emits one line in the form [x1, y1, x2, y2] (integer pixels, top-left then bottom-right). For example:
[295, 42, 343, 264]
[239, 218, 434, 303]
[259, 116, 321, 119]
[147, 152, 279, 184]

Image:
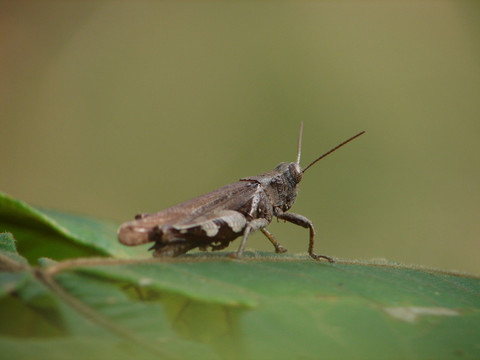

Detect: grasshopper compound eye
[289, 163, 302, 184]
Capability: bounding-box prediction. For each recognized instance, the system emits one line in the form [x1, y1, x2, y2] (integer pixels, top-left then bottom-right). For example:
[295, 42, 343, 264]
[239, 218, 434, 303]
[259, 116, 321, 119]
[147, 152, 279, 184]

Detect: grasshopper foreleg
[276, 212, 334, 263]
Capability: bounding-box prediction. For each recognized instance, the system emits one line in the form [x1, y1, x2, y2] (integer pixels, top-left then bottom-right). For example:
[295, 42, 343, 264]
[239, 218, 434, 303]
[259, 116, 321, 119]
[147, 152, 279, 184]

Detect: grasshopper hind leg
[207, 241, 230, 252]
[150, 241, 197, 257]
[232, 218, 270, 258]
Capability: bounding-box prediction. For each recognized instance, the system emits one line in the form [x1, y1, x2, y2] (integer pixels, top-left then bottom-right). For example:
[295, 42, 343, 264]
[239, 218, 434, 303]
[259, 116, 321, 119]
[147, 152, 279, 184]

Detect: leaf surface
[0, 191, 147, 262]
[1, 232, 479, 360]
[1, 193, 479, 359]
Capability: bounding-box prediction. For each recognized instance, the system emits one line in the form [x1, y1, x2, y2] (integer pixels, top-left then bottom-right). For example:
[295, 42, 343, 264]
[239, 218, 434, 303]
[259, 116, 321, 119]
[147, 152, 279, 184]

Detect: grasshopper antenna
[296, 122, 304, 165]
[302, 130, 365, 173]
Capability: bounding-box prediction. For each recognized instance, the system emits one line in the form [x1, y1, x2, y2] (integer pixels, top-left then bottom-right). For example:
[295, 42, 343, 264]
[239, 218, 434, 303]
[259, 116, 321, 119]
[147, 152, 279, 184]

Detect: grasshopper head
[273, 162, 303, 186]
[268, 161, 303, 212]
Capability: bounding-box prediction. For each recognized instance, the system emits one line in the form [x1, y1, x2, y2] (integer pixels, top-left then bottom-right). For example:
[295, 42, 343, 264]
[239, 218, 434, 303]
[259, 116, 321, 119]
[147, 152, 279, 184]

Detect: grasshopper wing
[118, 180, 264, 246]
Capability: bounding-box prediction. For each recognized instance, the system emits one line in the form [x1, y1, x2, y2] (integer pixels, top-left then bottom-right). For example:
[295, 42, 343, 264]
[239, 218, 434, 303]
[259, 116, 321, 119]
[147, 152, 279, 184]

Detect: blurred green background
[1, 1, 479, 273]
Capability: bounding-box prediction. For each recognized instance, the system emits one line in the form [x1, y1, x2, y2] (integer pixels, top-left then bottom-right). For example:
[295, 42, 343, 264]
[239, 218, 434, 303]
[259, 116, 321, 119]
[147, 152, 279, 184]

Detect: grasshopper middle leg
[261, 228, 287, 253]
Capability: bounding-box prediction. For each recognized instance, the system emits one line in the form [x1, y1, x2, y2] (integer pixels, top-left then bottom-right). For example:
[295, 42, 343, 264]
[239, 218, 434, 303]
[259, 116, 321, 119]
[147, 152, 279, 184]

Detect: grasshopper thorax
[251, 161, 303, 213]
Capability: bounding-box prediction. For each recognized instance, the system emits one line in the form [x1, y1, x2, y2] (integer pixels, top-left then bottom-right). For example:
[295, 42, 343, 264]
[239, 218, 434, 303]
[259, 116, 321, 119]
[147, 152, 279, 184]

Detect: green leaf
[1, 241, 479, 359]
[0, 232, 28, 271]
[0, 234, 217, 360]
[1, 196, 479, 359]
[0, 191, 147, 262]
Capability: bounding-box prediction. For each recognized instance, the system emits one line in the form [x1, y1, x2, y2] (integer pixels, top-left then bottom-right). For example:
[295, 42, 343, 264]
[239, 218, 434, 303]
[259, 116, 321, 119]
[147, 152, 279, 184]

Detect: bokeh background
[1, 1, 479, 273]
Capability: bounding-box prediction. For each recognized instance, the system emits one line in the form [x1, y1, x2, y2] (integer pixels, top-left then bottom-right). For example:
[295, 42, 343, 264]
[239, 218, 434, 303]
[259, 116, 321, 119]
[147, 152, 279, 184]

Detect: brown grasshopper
[118, 124, 364, 262]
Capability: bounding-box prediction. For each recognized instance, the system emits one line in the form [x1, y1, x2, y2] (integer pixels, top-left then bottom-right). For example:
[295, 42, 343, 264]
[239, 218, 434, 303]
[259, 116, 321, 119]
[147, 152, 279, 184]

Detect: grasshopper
[118, 124, 365, 262]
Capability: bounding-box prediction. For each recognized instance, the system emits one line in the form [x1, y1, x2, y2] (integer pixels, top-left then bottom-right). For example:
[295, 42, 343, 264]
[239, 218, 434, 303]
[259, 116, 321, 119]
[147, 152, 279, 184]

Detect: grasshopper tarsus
[310, 253, 336, 263]
[228, 252, 243, 260]
[275, 246, 288, 254]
